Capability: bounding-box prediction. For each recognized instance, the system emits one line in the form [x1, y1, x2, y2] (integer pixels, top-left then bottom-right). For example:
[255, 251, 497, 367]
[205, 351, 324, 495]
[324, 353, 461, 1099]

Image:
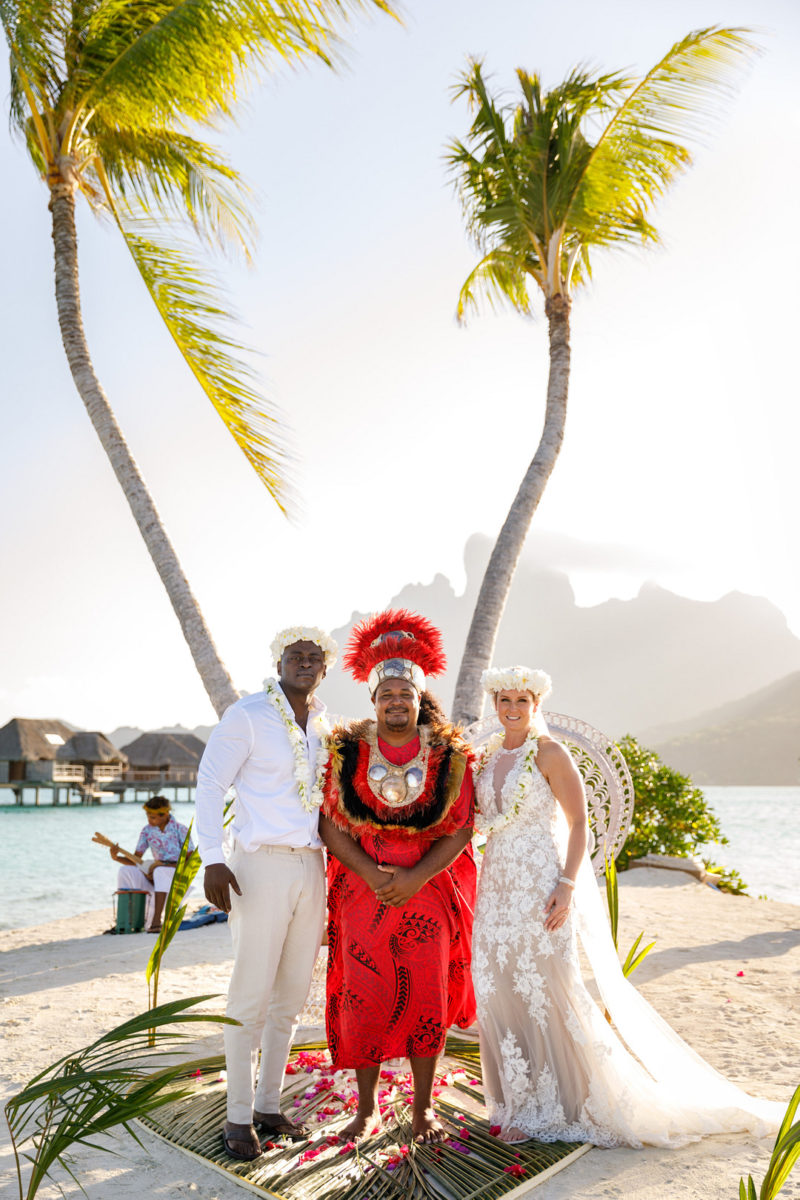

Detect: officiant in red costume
[320, 610, 476, 1144]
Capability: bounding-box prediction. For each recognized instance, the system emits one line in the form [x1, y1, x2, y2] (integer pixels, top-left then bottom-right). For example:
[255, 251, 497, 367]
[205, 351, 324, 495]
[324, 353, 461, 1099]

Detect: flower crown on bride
[481, 665, 552, 700]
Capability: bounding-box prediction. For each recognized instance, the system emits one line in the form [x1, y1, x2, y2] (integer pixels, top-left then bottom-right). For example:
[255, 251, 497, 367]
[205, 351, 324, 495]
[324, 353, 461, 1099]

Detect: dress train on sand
[472, 744, 783, 1147]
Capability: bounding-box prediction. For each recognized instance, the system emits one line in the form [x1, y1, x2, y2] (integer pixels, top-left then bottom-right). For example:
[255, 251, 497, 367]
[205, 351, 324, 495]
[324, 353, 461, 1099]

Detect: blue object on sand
[179, 905, 228, 931]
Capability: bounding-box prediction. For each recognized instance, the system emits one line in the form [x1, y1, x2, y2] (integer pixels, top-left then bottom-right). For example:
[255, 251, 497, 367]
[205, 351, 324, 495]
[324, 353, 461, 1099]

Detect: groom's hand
[204, 863, 241, 912]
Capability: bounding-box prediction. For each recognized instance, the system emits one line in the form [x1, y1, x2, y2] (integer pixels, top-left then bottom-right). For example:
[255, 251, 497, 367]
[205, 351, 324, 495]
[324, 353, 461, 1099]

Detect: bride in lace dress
[472, 665, 783, 1148]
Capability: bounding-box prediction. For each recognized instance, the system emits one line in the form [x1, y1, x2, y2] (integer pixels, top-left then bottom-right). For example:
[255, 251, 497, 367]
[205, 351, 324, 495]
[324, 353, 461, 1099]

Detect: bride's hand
[543, 882, 573, 932]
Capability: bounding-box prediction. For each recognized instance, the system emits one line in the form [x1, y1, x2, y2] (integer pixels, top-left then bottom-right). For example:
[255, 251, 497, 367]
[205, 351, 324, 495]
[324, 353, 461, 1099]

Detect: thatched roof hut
[0, 718, 78, 783]
[0, 718, 75, 762]
[121, 731, 205, 768]
[56, 733, 128, 767]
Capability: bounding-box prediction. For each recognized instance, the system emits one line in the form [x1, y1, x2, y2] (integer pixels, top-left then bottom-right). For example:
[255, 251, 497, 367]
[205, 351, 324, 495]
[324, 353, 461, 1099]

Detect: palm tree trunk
[49, 184, 240, 718]
[451, 293, 571, 726]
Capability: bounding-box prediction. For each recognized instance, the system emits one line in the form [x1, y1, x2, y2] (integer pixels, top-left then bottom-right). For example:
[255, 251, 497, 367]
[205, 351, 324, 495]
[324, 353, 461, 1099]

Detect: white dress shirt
[194, 684, 329, 865]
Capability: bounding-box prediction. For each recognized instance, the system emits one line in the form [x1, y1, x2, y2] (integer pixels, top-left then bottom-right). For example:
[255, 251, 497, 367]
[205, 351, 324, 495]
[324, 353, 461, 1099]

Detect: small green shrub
[616, 734, 725, 864]
[702, 859, 749, 895]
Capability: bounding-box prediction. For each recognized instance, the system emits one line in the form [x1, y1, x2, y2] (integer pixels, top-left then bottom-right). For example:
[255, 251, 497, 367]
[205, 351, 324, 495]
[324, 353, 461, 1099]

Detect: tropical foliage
[4, 997, 233, 1200]
[739, 1085, 800, 1200]
[447, 28, 758, 724]
[604, 852, 655, 979]
[145, 799, 235, 1014]
[2, 0, 395, 493]
[146, 835, 201, 1012]
[615, 735, 747, 892]
[1, 0, 397, 715]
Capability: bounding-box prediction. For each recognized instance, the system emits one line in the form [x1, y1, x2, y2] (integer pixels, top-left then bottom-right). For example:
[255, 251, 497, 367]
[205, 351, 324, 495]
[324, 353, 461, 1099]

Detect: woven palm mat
[139, 1036, 590, 1198]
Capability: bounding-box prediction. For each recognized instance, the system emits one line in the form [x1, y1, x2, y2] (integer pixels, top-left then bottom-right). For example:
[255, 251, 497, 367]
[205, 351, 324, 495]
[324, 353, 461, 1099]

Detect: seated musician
[109, 797, 192, 932]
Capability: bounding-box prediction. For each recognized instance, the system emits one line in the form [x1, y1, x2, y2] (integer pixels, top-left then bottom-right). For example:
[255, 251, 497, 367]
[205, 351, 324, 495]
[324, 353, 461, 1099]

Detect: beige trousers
[224, 842, 325, 1125]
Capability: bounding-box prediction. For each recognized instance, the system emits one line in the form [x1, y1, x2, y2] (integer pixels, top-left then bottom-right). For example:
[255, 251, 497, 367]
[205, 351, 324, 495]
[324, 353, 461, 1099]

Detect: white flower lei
[264, 679, 330, 813]
[473, 731, 539, 836]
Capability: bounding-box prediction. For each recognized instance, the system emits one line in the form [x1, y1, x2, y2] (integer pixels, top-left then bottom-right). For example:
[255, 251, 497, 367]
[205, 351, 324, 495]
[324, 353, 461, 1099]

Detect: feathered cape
[322, 718, 474, 839]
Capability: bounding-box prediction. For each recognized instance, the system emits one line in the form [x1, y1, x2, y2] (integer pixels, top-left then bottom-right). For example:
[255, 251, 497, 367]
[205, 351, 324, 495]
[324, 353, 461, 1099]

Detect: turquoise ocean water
[0, 788, 798, 932]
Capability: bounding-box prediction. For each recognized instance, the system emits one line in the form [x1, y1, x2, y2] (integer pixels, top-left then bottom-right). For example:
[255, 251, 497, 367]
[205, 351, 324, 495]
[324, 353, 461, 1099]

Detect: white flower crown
[270, 626, 339, 669]
[481, 665, 552, 700]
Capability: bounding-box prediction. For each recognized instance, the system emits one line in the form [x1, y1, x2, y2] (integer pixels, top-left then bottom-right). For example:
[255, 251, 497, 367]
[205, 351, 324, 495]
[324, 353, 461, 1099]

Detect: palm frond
[76, 0, 396, 130]
[116, 216, 290, 509]
[456, 248, 535, 321]
[146, 798, 234, 1020]
[604, 854, 620, 948]
[621, 932, 656, 978]
[759, 1085, 800, 1199]
[447, 60, 533, 250]
[570, 27, 759, 248]
[90, 127, 256, 258]
[146, 827, 201, 1005]
[5, 997, 234, 1200]
[1, 0, 65, 132]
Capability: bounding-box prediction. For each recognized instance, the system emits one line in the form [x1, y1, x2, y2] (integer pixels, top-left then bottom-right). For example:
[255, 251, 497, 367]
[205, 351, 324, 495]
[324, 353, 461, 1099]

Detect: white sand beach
[1, 869, 798, 1199]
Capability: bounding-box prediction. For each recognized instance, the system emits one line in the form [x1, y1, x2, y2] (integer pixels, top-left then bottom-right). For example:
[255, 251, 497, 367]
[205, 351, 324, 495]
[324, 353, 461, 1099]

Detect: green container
[115, 889, 147, 933]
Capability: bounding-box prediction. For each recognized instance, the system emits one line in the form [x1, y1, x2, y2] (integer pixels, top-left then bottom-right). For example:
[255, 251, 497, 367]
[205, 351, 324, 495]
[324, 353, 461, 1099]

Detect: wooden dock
[0, 780, 195, 806]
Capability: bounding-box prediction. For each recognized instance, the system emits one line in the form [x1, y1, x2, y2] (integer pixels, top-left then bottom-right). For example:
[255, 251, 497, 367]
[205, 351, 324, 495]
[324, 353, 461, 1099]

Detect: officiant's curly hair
[418, 690, 448, 726]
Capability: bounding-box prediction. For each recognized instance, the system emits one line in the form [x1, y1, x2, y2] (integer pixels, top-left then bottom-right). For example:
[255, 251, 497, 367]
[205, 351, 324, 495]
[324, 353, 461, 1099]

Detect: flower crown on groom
[270, 625, 339, 669]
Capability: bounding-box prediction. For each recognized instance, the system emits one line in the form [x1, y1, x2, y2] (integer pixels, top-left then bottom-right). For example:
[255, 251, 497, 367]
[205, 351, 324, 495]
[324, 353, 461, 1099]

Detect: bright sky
[1, 0, 798, 732]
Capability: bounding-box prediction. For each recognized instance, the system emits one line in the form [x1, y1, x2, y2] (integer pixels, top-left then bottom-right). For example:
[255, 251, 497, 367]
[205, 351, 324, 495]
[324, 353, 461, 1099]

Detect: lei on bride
[473, 730, 539, 836]
[264, 679, 330, 813]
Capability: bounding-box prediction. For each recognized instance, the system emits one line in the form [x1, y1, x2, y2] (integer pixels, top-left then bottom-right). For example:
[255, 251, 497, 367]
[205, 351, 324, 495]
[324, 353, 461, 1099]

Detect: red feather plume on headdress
[343, 609, 447, 682]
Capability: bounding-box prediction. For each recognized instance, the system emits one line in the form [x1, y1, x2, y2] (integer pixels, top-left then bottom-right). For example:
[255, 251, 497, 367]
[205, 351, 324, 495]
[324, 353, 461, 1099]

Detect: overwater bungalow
[120, 731, 205, 788]
[56, 732, 127, 791]
[0, 717, 78, 785]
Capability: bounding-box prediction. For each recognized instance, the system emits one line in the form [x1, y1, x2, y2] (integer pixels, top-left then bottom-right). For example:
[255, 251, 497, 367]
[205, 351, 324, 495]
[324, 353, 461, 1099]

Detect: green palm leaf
[5, 997, 235, 1200]
[77, 0, 326, 126]
[145, 826, 200, 1005]
[604, 853, 620, 948]
[621, 932, 656, 978]
[76, 0, 397, 129]
[571, 27, 759, 250]
[759, 1085, 800, 1198]
[145, 797, 235, 1014]
[91, 127, 256, 257]
[604, 853, 655, 981]
[119, 219, 290, 507]
[456, 248, 534, 320]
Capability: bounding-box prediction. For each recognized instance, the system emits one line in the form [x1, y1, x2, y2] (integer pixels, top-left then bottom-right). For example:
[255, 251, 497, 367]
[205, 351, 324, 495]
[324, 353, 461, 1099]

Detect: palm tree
[448, 27, 757, 726]
[2, 0, 396, 717]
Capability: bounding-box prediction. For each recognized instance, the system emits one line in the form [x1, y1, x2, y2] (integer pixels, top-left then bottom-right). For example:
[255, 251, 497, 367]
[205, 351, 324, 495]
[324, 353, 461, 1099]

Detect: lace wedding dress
[472, 742, 783, 1147]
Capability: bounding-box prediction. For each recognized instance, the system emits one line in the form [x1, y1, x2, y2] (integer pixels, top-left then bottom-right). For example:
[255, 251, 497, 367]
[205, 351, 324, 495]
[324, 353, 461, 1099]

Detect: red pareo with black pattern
[323, 732, 477, 1069]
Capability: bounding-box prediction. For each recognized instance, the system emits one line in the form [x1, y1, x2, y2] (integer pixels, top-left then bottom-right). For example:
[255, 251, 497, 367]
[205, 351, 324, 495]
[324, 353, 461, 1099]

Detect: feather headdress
[344, 609, 446, 693]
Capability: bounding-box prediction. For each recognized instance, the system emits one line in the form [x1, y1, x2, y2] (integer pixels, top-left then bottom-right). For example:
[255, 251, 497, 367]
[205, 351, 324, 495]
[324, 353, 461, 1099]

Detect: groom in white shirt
[194, 625, 337, 1161]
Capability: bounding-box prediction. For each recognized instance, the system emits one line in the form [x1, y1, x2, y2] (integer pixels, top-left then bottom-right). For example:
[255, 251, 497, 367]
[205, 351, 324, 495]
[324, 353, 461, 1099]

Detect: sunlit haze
[1, 0, 798, 731]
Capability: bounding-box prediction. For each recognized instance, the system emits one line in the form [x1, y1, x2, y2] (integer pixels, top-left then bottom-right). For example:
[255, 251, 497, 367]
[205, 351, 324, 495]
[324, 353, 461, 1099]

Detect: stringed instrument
[91, 831, 144, 866]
